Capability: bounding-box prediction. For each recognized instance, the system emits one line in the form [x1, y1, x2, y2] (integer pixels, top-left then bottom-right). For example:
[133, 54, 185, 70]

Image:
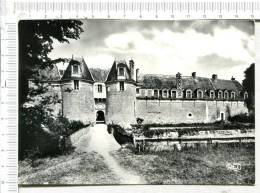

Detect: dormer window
[118, 67, 124, 76]
[168, 90, 171, 98]
[163, 90, 168, 98]
[98, 84, 102, 93]
[154, 90, 158, 98]
[147, 89, 152, 97]
[230, 91, 236, 99]
[186, 89, 192, 99]
[73, 65, 79, 74]
[197, 90, 203, 99]
[141, 89, 146, 96]
[210, 90, 215, 99]
[218, 91, 223, 99]
[171, 90, 177, 98]
[224, 91, 229, 99]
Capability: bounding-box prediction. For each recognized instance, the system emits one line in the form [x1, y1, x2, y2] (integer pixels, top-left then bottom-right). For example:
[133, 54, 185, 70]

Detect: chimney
[176, 72, 182, 79]
[176, 72, 182, 89]
[192, 72, 196, 78]
[212, 74, 218, 81]
[129, 59, 134, 80]
[136, 68, 139, 82]
[231, 76, 235, 81]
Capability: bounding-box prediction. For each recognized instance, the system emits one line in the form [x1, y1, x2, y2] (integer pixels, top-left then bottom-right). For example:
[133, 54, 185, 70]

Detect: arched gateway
[96, 110, 105, 123]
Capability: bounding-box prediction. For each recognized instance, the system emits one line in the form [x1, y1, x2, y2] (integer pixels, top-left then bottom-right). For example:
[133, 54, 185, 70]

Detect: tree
[18, 20, 84, 159]
[242, 63, 255, 113]
[19, 20, 84, 105]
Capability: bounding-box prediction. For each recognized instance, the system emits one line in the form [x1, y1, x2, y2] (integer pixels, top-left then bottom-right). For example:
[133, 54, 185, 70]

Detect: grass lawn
[112, 143, 255, 185]
[19, 151, 120, 185]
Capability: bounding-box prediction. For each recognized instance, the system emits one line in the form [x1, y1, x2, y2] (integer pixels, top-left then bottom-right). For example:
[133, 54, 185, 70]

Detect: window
[159, 90, 162, 98]
[197, 90, 203, 99]
[230, 92, 235, 99]
[98, 84, 102, 93]
[220, 112, 225, 121]
[210, 91, 215, 99]
[141, 89, 146, 96]
[224, 91, 229, 99]
[187, 113, 193, 118]
[136, 88, 140, 94]
[119, 67, 124, 76]
[186, 90, 192, 99]
[147, 89, 152, 97]
[244, 92, 248, 99]
[163, 90, 168, 98]
[73, 65, 79, 74]
[119, 82, 124, 91]
[154, 90, 158, 98]
[59, 70, 64, 76]
[171, 90, 177, 98]
[74, 80, 79, 90]
[168, 90, 171, 98]
[218, 91, 223, 99]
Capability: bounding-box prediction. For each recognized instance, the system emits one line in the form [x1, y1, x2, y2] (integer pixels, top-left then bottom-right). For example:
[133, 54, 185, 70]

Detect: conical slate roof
[106, 60, 133, 83]
[61, 57, 94, 83]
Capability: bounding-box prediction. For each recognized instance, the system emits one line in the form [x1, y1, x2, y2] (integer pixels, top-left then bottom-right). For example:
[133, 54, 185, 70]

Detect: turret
[105, 60, 137, 125]
[61, 57, 95, 124]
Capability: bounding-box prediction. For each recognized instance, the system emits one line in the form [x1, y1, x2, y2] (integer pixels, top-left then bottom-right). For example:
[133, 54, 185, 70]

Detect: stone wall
[207, 100, 248, 122]
[106, 82, 136, 125]
[136, 99, 248, 124]
[62, 80, 95, 124]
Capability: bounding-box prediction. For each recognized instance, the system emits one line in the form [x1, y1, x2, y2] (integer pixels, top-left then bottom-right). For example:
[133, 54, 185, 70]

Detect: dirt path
[74, 124, 145, 184]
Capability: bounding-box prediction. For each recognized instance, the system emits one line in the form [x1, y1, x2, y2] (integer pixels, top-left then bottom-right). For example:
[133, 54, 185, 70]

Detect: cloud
[182, 20, 254, 36]
[74, 20, 254, 48]
[49, 20, 255, 82]
[197, 54, 245, 69]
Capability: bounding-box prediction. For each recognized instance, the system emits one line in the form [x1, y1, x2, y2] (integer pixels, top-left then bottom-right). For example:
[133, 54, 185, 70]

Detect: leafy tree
[242, 63, 255, 112]
[18, 20, 84, 159]
[19, 20, 83, 105]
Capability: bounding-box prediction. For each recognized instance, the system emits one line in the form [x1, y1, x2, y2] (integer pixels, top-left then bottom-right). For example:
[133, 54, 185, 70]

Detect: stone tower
[61, 57, 95, 124]
[105, 60, 137, 125]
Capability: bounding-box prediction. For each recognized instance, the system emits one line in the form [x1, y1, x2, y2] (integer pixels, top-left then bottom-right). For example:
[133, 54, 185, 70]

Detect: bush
[19, 105, 87, 160]
[68, 120, 86, 134]
[228, 113, 255, 123]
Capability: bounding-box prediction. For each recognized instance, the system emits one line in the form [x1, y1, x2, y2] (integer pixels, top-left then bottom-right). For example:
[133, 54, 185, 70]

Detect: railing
[133, 127, 255, 151]
[134, 136, 255, 143]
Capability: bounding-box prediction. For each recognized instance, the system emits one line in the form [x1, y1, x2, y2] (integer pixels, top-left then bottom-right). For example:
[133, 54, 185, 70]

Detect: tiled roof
[211, 79, 244, 92]
[89, 68, 110, 82]
[61, 57, 94, 83]
[139, 74, 244, 93]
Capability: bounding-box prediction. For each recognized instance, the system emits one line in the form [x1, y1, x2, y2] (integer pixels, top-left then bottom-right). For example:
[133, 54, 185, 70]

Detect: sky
[49, 20, 255, 83]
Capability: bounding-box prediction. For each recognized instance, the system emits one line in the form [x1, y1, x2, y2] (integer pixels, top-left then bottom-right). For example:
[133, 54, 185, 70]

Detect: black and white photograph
[18, 19, 255, 185]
